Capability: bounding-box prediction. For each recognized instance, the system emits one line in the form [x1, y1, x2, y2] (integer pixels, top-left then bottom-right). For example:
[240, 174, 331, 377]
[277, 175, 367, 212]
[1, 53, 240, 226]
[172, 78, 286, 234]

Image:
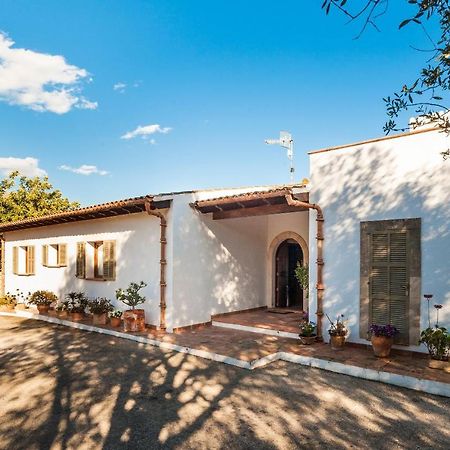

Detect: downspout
[144, 196, 167, 331]
[285, 194, 325, 340]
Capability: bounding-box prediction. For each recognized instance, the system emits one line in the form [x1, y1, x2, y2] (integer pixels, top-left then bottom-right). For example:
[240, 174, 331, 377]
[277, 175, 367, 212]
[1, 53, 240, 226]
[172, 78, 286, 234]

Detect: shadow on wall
[172, 211, 268, 327]
[311, 144, 450, 334]
[0, 317, 449, 449]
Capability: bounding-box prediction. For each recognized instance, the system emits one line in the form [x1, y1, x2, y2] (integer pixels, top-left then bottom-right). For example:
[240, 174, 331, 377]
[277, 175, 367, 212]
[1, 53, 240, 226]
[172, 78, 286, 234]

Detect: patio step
[212, 320, 300, 340]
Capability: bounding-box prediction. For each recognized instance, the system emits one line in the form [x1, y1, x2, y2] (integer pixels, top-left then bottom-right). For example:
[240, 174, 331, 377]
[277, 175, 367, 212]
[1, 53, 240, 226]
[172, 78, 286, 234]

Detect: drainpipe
[285, 194, 324, 340]
[144, 196, 167, 331]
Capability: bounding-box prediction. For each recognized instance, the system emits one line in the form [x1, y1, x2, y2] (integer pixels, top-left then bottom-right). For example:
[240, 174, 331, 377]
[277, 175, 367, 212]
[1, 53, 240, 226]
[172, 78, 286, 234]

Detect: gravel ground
[0, 316, 449, 450]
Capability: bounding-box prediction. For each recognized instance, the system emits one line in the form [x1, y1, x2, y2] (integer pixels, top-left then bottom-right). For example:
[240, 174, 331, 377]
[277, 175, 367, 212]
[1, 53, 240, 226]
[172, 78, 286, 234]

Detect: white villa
[0, 124, 449, 352]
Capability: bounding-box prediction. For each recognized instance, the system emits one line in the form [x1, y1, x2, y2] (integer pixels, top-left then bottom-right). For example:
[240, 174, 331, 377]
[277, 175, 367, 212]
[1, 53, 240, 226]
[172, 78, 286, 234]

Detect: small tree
[0, 171, 79, 223]
[115, 281, 147, 310]
[294, 262, 309, 299]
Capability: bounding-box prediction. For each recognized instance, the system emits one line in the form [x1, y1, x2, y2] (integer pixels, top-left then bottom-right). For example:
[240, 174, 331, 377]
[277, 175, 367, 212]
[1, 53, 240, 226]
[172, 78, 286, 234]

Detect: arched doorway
[275, 239, 304, 309]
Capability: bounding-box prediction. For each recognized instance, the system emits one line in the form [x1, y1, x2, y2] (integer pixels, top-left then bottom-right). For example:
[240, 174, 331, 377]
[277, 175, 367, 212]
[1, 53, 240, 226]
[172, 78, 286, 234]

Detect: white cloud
[59, 164, 108, 176]
[0, 32, 97, 114]
[113, 82, 126, 93]
[121, 124, 172, 140]
[0, 157, 47, 177]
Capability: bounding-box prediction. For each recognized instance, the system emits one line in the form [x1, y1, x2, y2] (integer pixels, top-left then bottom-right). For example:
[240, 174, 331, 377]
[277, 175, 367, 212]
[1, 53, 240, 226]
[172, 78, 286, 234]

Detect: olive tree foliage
[0, 171, 80, 223]
[323, 0, 450, 159]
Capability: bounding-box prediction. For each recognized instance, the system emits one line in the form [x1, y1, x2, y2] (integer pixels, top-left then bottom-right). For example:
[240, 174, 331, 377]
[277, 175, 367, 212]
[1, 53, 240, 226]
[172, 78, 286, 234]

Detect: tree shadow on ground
[0, 317, 449, 450]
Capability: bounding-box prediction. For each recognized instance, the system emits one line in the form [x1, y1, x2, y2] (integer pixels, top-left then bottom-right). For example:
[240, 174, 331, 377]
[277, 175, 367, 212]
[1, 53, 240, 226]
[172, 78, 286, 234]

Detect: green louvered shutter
[369, 231, 409, 344]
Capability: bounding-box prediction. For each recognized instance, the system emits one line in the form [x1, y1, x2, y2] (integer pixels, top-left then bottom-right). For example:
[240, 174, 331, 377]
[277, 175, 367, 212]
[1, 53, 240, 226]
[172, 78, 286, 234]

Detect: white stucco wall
[309, 129, 450, 351]
[3, 212, 167, 327]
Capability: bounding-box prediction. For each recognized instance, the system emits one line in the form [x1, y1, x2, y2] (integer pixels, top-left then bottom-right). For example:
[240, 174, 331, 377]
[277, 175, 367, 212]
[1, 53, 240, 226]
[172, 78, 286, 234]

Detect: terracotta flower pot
[37, 305, 50, 314]
[330, 335, 346, 350]
[71, 312, 84, 321]
[110, 317, 122, 328]
[123, 309, 146, 332]
[299, 335, 316, 345]
[92, 313, 107, 325]
[56, 310, 68, 319]
[371, 335, 394, 358]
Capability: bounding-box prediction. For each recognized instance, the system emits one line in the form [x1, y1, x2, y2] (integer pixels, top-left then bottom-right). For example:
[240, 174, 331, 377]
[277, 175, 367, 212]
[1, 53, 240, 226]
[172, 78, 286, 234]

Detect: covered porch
[190, 185, 324, 337]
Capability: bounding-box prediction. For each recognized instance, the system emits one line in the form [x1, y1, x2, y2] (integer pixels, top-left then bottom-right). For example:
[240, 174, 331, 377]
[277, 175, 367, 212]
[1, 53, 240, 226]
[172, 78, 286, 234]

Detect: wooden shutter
[26, 246, 35, 275]
[76, 242, 86, 278]
[103, 240, 116, 280]
[12, 246, 18, 275]
[369, 231, 409, 344]
[58, 244, 67, 266]
[42, 245, 48, 266]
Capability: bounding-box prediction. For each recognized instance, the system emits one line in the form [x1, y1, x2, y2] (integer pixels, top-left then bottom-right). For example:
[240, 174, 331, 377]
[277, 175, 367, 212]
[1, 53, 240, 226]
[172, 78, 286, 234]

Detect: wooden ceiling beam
[212, 204, 308, 220]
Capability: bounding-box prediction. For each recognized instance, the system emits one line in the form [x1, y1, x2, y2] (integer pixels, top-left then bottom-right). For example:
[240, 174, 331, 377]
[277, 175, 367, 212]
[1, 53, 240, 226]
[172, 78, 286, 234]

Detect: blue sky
[0, 1, 432, 205]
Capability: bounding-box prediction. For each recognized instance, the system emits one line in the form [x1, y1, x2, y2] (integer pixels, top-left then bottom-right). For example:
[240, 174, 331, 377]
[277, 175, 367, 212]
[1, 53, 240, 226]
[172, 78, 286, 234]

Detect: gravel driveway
[0, 316, 449, 450]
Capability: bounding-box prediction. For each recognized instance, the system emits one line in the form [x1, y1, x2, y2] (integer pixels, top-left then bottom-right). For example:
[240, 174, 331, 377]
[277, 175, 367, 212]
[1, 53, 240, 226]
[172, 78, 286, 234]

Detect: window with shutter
[360, 219, 421, 346]
[76, 242, 86, 278]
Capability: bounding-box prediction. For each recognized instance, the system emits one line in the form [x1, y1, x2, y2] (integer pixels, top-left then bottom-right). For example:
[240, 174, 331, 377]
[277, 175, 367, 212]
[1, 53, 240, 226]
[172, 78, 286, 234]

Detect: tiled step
[212, 320, 300, 339]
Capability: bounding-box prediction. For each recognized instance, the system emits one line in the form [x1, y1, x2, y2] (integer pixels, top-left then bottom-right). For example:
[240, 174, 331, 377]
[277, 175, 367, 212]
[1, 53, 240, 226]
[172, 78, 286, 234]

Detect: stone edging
[2, 311, 449, 398]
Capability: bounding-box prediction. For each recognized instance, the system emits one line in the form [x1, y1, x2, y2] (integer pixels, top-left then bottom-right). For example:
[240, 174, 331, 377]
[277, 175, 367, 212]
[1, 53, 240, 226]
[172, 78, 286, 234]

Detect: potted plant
[55, 301, 69, 318]
[327, 314, 348, 350]
[115, 281, 147, 332]
[369, 324, 399, 357]
[109, 310, 123, 328]
[28, 290, 58, 314]
[420, 326, 450, 369]
[419, 304, 450, 370]
[88, 297, 113, 325]
[0, 293, 17, 312]
[12, 290, 30, 310]
[299, 321, 317, 345]
[65, 292, 88, 321]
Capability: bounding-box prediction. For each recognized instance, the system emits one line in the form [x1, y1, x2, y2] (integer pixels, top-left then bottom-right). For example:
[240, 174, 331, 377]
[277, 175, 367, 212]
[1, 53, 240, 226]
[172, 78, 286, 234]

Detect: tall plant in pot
[294, 262, 309, 302]
[29, 290, 58, 314]
[88, 297, 113, 325]
[369, 324, 399, 358]
[116, 281, 147, 332]
[327, 314, 348, 350]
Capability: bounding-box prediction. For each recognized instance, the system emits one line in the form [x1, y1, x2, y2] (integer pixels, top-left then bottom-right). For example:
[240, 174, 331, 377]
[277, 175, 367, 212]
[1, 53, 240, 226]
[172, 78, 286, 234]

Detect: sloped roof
[0, 196, 170, 232]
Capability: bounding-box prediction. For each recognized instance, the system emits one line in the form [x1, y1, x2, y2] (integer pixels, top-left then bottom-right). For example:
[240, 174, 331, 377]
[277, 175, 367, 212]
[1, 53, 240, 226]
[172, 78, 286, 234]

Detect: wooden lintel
[212, 204, 308, 220]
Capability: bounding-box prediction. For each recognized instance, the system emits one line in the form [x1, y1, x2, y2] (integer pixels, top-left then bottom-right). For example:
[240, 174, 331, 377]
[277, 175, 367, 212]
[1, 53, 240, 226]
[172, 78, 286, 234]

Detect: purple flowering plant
[369, 324, 399, 338]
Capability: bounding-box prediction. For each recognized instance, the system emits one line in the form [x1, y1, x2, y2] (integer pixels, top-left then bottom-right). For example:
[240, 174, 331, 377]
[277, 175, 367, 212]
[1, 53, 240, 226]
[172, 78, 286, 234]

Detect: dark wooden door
[275, 242, 289, 307]
[275, 240, 303, 308]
